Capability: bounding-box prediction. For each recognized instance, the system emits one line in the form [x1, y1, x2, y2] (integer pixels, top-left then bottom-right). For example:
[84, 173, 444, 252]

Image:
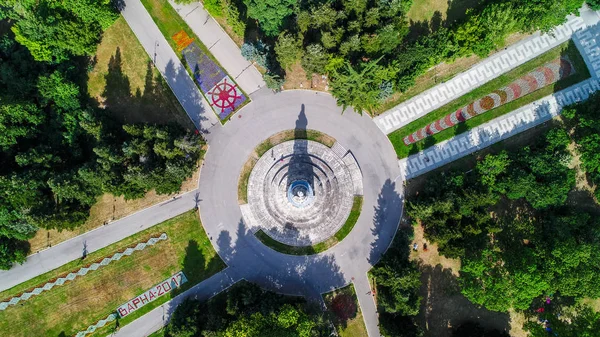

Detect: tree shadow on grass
[416, 264, 510, 337]
[172, 239, 226, 297]
[102, 47, 194, 130]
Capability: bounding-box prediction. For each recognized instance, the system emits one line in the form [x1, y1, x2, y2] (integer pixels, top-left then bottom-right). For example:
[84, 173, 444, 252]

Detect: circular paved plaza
[243, 139, 363, 246]
[198, 90, 404, 298]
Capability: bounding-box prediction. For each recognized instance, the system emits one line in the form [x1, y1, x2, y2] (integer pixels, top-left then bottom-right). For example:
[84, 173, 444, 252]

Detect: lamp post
[153, 40, 159, 67]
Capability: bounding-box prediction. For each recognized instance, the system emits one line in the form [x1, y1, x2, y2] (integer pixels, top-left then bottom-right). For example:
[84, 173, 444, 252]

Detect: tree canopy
[165, 282, 330, 337]
[0, 2, 203, 269]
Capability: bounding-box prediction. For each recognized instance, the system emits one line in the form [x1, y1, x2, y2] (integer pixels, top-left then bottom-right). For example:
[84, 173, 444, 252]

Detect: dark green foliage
[524, 302, 600, 337]
[562, 92, 600, 199]
[0, 9, 203, 268]
[243, 0, 297, 36]
[3, 0, 119, 63]
[165, 282, 331, 337]
[378, 313, 422, 337]
[329, 59, 396, 114]
[275, 32, 302, 70]
[588, 0, 600, 10]
[407, 126, 600, 312]
[263, 73, 284, 91]
[370, 226, 422, 337]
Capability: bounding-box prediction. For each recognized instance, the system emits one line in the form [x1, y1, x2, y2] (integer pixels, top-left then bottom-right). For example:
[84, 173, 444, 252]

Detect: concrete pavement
[354, 274, 381, 337]
[0, 191, 199, 292]
[169, 0, 266, 95]
[195, 90, 403, 336]
[121, 0, 219, 133]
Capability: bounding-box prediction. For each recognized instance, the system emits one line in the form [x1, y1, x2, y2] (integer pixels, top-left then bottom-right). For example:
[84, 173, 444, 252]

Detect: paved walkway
[354, 274, 381, 337]
[400, 78, 600, 179]
[0, 191, 199, 292]
[121, 0, 219, 133]
[400, 19, 600, 180]
[374, 12, 594, 134]
[169, 0, 266, 95]
[196, 90, 402, 335]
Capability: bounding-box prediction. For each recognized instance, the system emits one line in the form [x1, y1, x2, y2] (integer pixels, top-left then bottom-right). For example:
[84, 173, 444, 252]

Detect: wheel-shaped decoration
[208, 78, 241, 111]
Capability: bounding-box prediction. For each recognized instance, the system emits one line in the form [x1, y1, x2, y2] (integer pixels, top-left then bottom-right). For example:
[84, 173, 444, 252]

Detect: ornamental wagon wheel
[209, 79, 241, 111]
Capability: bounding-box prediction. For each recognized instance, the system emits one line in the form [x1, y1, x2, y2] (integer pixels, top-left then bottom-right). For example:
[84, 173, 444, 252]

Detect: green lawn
[323, 284, 368, 337]
[255, 196, 363, 255]
[88, 16, 193, 129]
[388, 40, 590, 159]
[0, 210, 225, 337]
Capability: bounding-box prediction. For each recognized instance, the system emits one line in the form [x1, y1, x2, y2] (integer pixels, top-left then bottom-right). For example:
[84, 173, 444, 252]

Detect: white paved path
[354, 275, 381, 337]
[169, 0, 266, 95]
[400, 16, 600, 179]
[400, 78, 600, 179]
[121, 0, 219, 133]
[0, 191, 199, 292]
[375, 11, 596, 134]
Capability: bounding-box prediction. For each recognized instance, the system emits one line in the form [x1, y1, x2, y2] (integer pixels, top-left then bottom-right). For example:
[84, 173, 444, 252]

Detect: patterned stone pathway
[374, 14, 592, 134]
[399, 78, 600, 179]
[399, 14, 600, 180]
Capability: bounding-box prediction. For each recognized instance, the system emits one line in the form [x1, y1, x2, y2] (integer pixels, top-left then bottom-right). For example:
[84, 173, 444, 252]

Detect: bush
[241, 41, 269, 69]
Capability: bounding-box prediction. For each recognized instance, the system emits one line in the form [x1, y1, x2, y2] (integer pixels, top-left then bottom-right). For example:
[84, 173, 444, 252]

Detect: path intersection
[5, 3, 600, 337]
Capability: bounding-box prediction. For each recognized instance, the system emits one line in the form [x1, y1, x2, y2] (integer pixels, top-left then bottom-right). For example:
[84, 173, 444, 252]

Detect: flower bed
[403, 58, 575, 145]
[182, 41, 246, 120]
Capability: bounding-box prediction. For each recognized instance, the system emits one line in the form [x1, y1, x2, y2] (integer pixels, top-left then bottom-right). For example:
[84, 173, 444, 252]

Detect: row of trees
[0, 1, 202, 269]
[407, 125, 600, 312]
[165, 281, 331, 337]
[370, 225, 422, 336]
[185, 0, 587, 112]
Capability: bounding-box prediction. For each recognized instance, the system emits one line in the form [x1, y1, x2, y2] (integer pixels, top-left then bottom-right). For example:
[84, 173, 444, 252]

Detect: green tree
[301, 44, 328, 76]
[275, 33, 302, 69]
[0, 99, 43, 150]
[5, 0, 118, 63]
[243, 0, 297, 36]
[329, 60, 392, 114]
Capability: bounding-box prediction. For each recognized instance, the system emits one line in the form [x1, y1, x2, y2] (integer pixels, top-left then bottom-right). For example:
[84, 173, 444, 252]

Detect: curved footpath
[115, 90, 404, 337]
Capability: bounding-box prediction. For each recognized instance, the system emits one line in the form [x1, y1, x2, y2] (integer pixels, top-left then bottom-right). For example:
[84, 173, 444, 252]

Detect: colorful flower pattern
[403, 58, 575, 145]
[182, 42, 246, 121]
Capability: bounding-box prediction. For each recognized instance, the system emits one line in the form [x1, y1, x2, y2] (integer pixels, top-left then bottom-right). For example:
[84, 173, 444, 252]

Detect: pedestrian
[413, 243, 418, 251]
[423, 243, 428, 252]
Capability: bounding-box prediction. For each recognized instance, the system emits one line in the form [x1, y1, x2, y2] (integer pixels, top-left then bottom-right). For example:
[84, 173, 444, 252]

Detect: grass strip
[238, 129, 336, 203]
[0, 210, 225, 337]
[255, 196, 363, 255]
[323, 284, 368, 337]
[138, 0, 248, 124]
[388, 40, 590, 159]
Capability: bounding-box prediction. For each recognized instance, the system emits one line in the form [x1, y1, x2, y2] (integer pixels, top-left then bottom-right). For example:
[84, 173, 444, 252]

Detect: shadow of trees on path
[368, 179, 404, 266]
[215, 218, 345, 303]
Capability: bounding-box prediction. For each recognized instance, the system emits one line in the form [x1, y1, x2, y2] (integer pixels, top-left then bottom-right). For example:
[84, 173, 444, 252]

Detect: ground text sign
[117, 271, 187, 318]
